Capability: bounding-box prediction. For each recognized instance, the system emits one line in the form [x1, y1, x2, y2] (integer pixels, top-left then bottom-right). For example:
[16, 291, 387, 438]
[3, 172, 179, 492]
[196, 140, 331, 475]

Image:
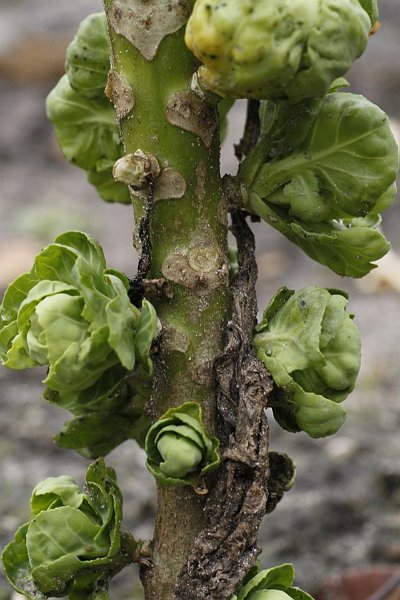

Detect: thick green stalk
[103, 2, 229, 598]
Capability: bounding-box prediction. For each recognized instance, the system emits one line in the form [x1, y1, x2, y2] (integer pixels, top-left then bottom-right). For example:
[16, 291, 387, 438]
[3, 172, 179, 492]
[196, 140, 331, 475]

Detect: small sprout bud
[113, 151, 160, 188]
[234, 562, 314, 600]
[145, 402, 220, 487]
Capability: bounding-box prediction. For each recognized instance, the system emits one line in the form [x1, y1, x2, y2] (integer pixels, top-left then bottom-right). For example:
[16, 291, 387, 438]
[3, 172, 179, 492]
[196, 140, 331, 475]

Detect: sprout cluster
[240, 91, 398, 277]
[0, 231, 157, 456]
[254, 287, 361, 438]
[46, 13, 130, 204]
[186, 0, 371, 101]
[2, 460, 124, 599]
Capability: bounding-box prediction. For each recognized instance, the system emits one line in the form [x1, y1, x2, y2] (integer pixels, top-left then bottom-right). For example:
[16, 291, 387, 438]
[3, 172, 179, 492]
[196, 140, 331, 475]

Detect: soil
[0, 2, 399, 599]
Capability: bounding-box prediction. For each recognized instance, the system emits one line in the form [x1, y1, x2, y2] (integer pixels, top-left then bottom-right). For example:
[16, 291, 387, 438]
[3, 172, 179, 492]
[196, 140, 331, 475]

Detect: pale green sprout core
[251, 590, 293, 600]
[157, 431, 203, 478]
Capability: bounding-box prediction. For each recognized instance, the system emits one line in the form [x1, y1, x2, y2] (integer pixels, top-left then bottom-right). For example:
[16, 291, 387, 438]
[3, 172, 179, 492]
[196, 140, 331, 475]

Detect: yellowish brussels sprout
[185, 0, 371, 101]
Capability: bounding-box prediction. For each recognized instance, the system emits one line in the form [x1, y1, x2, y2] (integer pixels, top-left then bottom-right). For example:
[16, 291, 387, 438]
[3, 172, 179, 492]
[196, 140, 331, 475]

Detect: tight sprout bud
[113, 151, 160, 188]
[253, 287, 361, 438]
[185, 0, 371, 102]
[145, 402, 220, 487]
[232, 563, 314, 600]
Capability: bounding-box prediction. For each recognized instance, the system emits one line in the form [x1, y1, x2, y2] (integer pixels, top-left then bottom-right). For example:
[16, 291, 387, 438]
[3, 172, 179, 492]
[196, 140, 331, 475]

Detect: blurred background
[0, 1, 399, 599]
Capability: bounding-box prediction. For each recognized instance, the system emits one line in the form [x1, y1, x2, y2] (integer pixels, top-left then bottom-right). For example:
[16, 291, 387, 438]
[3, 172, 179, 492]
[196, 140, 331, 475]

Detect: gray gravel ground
[0, 2, 400, 599]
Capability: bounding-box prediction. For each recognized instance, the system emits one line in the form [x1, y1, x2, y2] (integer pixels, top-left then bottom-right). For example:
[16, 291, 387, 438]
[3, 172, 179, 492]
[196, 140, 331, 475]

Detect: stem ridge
[175, 213, 273, 600]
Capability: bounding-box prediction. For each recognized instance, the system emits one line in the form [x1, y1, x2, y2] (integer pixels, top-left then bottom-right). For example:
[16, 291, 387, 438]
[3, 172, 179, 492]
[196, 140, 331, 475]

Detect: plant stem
[103, 2, 229, 598]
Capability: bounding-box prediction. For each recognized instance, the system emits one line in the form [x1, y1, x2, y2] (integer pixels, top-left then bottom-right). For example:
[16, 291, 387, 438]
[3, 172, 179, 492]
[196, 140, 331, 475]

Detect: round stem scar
[113, 150, 160, 188]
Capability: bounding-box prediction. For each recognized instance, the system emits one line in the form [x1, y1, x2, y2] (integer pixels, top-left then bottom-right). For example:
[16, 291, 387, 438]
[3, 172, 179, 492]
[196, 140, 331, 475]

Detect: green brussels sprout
[47, 13, 130, 204]
[253, 287, 361, 438]
[145, 402, 220, 487]
[2, 459, 124, 598]
[1, 231, 137, 388]
[0, 231, 158, 456]
[65, 13, 110, 99]
[245, 93, 398, 223]
[185, 0, 370, 102]
[231, 562, 314, 600]
[240, 92, 398, 277]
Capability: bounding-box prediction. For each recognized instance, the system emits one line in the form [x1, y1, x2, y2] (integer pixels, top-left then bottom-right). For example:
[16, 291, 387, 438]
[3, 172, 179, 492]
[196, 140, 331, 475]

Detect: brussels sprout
[47, 13, 130, 204]
[232, 563, 314, 600]
[0, 231, 158, 455]
[2, 459, 124, 598]
[185, 0, 370, 102]
[253, 287, 361, 438]
[243, 93, 398, 223]
[145, 402, 220, 487]
[240, 92, 398, 277]
[65, 13, 110, 99]
[1, 231, 136, 386]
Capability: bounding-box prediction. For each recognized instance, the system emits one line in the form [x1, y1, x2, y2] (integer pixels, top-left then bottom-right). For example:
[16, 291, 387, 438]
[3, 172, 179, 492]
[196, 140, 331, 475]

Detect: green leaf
[55, 410, 151, 458]
[31, 476, 85, 515]
[134, 299, 158, 374]
[2, 523, 46, 600]
[237, 564, 295, 600]
[250, 591, 294, 600]
[65, 13, 110, 99]
[357, 0, 379, 23]
[250, 94, 399, 222]
[255, 287, 331, 373]
[87, 164, 131, 204]
[249, 194, 391, 277]
[0, 231, 156, 456]
[46, 75, 120, 171]
[46, 13, 133, 204]
[51, 364, 152, 457]
[291, 388, 347, 438]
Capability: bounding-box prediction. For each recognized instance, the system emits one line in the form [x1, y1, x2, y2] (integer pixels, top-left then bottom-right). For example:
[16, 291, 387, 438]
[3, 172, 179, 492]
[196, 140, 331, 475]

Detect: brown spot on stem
[130, 167, 187, 201]
[162, 323, 190, 353]
[105, 69, 135, 120]
[166, 90, 218, 148]
[109, 0, 190, 61]
[153, 168, 187, 201]
[195, 161, 207, 202]
[161, 245, 228, 294]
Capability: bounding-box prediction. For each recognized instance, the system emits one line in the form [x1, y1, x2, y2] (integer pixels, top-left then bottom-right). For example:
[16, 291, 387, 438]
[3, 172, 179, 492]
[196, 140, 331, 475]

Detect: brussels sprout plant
[1, 1, 398, 600]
